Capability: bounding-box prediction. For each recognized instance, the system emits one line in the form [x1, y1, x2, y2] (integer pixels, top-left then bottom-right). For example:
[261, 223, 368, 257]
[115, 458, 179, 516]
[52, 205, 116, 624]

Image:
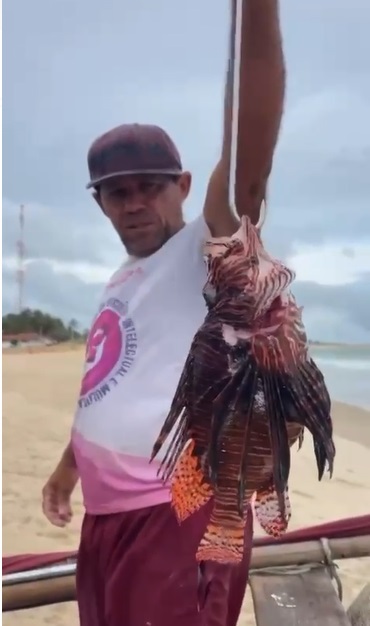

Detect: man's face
[96, 173, 191, 257]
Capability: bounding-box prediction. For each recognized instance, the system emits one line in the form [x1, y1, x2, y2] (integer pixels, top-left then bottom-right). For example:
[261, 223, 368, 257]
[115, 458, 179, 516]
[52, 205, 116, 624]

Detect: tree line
[2, 308, 88, 343]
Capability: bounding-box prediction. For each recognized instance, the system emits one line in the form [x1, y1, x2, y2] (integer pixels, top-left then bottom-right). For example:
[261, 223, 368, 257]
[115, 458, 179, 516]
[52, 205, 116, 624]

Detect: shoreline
[310, 343, 370, 350]
[330, 401, 370, 449]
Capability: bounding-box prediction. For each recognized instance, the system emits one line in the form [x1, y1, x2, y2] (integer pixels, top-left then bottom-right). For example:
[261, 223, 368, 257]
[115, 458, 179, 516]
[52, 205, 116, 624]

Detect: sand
[2, 349, 370, 625]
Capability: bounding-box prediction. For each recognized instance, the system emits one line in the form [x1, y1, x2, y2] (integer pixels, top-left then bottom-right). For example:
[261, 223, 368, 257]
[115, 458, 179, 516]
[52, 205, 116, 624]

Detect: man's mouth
[123, 223, 155, 237]
[126, 222, 153, 230]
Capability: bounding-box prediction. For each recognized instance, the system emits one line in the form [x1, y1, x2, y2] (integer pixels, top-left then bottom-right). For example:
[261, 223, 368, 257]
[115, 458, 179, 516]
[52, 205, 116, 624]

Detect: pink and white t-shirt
[72, 216, 209, 514]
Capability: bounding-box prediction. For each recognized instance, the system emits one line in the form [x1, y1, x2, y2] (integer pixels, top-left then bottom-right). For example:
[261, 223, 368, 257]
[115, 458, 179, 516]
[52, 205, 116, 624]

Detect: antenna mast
[16, 204, 25, 314]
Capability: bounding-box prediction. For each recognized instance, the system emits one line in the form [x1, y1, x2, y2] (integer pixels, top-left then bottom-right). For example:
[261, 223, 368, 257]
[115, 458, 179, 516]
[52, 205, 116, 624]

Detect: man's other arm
[203, 0, 286, 236]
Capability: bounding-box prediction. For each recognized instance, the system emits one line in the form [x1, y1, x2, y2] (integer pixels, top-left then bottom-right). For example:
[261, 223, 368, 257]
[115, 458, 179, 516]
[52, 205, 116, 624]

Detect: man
[42, 1, 285, 624]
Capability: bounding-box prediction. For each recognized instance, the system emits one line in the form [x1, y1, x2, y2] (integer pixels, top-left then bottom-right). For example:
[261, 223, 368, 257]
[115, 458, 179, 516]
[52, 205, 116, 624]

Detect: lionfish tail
[196, 516, 247, 564]
[254, 483, 291, 537]
[170, 438, 213, 522]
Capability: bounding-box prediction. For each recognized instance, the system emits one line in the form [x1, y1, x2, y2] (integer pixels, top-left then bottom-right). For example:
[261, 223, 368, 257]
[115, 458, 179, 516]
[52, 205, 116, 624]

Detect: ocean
[310, 346, 370, 411]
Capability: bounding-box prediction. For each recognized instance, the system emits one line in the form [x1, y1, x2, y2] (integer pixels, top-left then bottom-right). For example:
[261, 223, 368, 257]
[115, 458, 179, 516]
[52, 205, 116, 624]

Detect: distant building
[2, 333, 55, 350]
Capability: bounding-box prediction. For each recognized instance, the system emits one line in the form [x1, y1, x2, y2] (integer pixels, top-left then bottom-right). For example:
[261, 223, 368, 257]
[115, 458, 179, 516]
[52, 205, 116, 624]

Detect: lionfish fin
[287, 359, 335, 479]
[170, 438, 213, 522]
[298, 430, 304, 450]
[150, 354, 194, 463]
[196, 517, 246, 564]
[262, 374, 291, 494]
[236, 366, 258, 515]
[254, 482, 291, 537]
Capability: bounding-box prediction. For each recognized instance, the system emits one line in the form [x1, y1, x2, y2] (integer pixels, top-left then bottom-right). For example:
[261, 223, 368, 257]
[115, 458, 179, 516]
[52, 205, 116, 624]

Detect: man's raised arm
[203, 0, 286, 236]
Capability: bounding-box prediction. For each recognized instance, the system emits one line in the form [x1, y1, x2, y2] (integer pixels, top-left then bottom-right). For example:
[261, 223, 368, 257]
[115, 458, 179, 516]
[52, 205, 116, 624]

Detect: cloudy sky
[3, 0, 370, 341]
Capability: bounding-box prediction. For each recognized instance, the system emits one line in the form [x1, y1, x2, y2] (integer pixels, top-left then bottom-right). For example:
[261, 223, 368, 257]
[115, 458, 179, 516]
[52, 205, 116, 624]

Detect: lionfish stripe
[196, 518, 246, 564]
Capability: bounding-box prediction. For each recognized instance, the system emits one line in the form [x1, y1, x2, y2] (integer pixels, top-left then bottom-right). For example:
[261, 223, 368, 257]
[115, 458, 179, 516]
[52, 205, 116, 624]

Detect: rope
[249, 537, 343, 601]
[321, 537, 343, 600]
[228, 0, 243, 220]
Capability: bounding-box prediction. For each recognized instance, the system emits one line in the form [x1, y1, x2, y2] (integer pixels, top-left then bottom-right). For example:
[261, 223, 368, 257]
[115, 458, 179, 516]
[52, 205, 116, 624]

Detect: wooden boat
[3, 515, 370, 624]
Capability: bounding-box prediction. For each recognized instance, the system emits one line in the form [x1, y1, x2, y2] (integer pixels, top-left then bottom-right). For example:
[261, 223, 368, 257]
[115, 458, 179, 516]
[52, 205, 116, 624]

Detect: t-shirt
[72, 216, 209, 514]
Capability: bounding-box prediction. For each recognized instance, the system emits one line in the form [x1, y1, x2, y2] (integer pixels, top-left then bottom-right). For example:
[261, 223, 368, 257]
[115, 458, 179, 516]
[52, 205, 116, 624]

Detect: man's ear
[178, 171, 192, 201]
[92, 190, 106, 215]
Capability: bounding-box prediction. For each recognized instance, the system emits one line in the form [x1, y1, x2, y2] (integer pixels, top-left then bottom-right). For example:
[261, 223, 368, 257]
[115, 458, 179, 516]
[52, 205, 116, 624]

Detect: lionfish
[150, 215, 335, 564]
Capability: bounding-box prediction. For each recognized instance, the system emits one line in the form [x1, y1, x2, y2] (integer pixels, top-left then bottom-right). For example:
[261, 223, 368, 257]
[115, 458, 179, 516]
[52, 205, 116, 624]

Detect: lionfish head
[204, 217, 263, 295]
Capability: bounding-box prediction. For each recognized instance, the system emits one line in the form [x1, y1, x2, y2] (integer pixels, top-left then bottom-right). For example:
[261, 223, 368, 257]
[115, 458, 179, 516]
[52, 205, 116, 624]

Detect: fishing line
[228, 0, 243, 220]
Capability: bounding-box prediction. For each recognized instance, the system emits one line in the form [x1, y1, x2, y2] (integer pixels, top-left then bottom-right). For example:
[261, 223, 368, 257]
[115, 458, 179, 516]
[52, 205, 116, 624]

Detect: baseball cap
[86, 123, 183, 189]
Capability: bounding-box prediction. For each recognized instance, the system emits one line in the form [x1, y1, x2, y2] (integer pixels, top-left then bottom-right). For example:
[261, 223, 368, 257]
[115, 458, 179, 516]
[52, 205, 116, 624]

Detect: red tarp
[2, 551, 77, 576]
[3, 514, 370, 576]
[254, 513, 370, 546]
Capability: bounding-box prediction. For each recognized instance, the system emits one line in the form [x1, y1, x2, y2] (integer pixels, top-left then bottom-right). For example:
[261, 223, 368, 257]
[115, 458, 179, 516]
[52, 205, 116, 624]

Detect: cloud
[3, 0, 370, 341]
[294, 279, 370, 343]
[2, 261, 104, 328]
[287, 242, 370, 287]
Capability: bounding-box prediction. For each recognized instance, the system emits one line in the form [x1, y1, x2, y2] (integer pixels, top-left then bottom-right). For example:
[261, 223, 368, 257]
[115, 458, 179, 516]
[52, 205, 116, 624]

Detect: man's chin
[124, 237, 166, 258]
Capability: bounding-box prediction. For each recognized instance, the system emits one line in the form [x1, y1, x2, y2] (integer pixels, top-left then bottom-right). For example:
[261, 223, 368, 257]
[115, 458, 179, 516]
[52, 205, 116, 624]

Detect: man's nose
[124, 190, 147, 212]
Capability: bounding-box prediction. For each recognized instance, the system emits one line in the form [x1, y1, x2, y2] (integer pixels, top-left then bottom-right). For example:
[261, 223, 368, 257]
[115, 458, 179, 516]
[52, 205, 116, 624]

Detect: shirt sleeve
[187, 215, 211, 250]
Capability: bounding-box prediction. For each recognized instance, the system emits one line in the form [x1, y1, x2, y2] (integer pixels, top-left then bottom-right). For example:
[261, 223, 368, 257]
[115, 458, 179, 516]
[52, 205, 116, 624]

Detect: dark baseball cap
[86, 123, 183, 189]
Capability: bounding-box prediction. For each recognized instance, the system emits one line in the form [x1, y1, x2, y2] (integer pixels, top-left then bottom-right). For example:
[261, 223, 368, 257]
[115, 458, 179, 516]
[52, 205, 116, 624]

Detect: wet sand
[3, 349, 370, 625]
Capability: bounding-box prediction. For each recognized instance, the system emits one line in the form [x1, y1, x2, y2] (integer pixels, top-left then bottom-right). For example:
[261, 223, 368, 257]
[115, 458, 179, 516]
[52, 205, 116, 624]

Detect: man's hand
[42, 444, 79, 527]
[203, 0, 285, 236]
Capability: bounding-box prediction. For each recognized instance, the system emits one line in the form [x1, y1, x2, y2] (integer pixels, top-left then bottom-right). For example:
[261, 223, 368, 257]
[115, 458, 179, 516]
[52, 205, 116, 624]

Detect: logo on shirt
[78, 297, 138, 408]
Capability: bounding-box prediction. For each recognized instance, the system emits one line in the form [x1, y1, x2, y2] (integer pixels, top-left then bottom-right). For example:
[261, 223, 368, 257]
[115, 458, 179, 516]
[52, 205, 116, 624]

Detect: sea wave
[314, 356, 370, 372]
[308, 348, 369, 409]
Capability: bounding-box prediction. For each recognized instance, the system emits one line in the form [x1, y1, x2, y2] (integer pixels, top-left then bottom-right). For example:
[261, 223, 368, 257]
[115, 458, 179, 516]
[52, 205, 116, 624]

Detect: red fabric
[2, 552, 76, 575]
[254, 514, 370, 547]
[76, 503, 253, 626]
[3, 514, 369, 576]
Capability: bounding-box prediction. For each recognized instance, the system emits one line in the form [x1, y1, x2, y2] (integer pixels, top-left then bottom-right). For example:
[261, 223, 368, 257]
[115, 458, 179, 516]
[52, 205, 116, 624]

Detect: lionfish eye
[203, 281, 217, 307]
[223, 245, 236, 260]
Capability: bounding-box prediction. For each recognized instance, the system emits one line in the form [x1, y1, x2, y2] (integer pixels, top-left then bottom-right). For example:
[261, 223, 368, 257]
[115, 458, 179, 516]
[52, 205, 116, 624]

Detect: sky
[3, 0, 370, 341]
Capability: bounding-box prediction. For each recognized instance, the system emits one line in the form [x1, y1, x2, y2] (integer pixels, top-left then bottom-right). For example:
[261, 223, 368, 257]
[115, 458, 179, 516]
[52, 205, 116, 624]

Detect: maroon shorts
[76, 502, 253, 626]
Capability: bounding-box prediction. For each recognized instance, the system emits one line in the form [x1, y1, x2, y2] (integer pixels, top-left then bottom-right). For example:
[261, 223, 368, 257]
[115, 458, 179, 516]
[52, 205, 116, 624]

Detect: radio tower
[16, 204, 25, 314]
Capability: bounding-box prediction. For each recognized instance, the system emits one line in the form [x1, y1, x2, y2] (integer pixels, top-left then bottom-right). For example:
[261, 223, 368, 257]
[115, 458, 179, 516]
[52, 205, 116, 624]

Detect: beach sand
[3, 349, 370, 625]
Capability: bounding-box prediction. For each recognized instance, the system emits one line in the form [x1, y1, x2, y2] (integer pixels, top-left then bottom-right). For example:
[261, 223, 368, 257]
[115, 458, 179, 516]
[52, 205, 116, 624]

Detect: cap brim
[86, 168, 183, 189]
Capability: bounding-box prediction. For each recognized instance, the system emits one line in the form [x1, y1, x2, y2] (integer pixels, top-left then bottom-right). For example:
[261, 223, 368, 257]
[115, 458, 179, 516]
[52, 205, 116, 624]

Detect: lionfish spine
[286, 363, 334, 478]
[158, 408, 190, 481]
[150, 354, 195, 463]
[262, 373, 290, 497]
